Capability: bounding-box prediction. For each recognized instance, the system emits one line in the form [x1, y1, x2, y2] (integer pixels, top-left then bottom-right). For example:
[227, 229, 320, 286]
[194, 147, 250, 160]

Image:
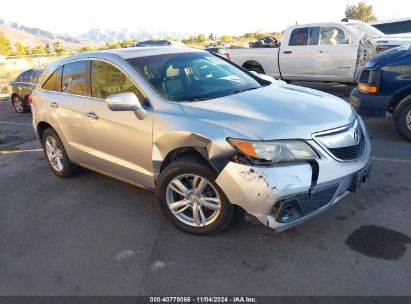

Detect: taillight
[28, 95, 33, 105]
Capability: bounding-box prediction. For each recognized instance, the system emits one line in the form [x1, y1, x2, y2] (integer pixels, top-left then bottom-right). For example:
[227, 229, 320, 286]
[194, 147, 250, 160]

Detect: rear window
[20, 70, 33, 83]
[289, 28, 309, 46]
[42, 67, 63, 92]
[62, 61, 89, 96]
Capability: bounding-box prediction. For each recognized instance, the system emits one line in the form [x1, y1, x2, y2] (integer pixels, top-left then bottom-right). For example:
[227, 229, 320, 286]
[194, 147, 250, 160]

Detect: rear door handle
[283, 51, 292, 54]
[50, 102, 58, 109]
[86, 111, 99, 120]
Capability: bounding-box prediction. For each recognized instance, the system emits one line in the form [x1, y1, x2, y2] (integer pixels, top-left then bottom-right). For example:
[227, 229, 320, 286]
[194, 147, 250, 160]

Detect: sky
[1, 0, 411, 37]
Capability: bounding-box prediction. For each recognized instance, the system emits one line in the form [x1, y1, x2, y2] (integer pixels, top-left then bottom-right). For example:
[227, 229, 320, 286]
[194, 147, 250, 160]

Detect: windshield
[346, 22, 384, 39]
[127, 52, 264, 102]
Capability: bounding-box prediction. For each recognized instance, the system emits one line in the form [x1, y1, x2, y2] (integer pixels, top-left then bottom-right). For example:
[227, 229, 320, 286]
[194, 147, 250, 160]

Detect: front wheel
[156, 159, 234, 235]
[394, 96, 411, 142]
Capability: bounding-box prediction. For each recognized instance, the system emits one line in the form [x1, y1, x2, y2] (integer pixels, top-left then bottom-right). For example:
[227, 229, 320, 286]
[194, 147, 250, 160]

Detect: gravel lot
[0, 83, 410, 296]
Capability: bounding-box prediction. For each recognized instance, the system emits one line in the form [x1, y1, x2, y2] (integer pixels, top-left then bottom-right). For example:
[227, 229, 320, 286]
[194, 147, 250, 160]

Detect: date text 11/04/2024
[149, 296, 258, 303]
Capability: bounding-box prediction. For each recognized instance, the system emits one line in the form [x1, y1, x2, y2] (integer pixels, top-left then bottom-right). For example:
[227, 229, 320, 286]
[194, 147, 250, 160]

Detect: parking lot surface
[0, 83, 410, 296]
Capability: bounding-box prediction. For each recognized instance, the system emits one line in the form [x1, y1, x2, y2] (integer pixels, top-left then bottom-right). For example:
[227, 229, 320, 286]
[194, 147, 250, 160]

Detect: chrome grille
[328, 131, 366, 161]
[313, 119, 367, 162]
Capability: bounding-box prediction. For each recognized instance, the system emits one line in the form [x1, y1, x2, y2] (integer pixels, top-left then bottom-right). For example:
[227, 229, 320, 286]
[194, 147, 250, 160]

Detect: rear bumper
[350, 88, 391, 118]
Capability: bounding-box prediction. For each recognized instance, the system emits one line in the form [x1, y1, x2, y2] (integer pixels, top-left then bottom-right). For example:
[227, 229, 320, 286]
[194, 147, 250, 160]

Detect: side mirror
[105, 92, 148, 120]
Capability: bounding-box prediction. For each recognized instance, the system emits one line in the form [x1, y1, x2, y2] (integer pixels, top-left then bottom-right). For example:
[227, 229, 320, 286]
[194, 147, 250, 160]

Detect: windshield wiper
[233, 86, 260, 95]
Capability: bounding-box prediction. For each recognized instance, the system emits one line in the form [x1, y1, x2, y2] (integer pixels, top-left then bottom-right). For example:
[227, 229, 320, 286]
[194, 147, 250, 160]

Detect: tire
[393, 95, 411, 142]
[41, 128, 80, 178]
[11, 95, 29, 113]
[248, 66, 264, 74]
[156, 157, 234, 235]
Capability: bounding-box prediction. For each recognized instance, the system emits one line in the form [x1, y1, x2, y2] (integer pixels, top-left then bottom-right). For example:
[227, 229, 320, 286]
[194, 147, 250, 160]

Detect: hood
[180, 84, 355, 140]
[384, 33, 411, 38]
[366, 44, 411, 69]
[371, 34, 411, 45]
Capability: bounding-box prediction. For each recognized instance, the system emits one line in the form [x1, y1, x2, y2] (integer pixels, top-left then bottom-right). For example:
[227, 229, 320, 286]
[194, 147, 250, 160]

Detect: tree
[31, 44, 48, 55]
[15, 42, 30, 55]
[196, 34, 207, 43]
[119, 39, 134, 48]
[52, 41, 65, 53]
[220, 35, 233, 43]
[345, 2, 377, 22]
[76, 46, 96, 52]
[0, 33, 12, 55]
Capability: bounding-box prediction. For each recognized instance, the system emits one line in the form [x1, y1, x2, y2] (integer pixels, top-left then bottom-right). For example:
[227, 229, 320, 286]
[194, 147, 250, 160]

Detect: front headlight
[227, 138, 318, 163]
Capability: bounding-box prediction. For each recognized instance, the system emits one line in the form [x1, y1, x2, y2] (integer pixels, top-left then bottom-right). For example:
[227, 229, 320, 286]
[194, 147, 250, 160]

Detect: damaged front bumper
[215, 140, 371, 232]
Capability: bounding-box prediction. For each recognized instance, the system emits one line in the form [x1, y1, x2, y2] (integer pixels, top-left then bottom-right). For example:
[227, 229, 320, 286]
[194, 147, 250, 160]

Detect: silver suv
[32, 47, 371, 235]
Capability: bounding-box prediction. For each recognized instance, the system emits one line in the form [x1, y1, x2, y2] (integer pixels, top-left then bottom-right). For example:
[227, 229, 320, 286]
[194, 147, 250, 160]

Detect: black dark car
[351, 45, 411, 141]
[9, 68, 43, 113]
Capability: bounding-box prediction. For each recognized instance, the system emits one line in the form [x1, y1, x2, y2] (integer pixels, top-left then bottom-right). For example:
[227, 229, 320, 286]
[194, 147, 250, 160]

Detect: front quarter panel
[151, 105, 260, 179]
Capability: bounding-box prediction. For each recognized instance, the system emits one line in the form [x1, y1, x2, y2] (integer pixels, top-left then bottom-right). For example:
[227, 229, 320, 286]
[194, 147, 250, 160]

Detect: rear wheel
[394, 95, 411, 142]
[248, 66, 264, 74]
[42, 128, 80, 177]
[156, 158, 234, 235]
[12, 95, 29, 113]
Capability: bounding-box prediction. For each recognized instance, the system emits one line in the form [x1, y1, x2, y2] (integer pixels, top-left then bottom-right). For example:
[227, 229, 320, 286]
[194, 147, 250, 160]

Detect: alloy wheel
[166, 174, 221, 227]
[45, 136, 64, 172]
[406, 109, 411, 131]
[13, 97, 24, 113]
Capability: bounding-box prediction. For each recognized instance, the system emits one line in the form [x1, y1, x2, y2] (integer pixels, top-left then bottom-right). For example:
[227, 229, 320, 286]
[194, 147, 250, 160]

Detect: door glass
[91, 60, 144, 103]
[320, 27, 349, 45]
[289, 28, 309, 46]
[308, 27, 320, 45]
[42, 67, 63, 92]
[62, 61, 88, 96]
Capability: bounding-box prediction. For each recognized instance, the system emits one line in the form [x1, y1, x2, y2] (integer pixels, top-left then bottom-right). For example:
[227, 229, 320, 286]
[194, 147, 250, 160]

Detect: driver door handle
[86, 111, 99, 120]
[50, 102, 59, 109]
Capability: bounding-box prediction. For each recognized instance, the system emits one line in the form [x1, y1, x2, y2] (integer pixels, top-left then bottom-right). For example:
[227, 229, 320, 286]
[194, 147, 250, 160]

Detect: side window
[308, 27, 320, 45]
[289, 28, 309, 46]
[320, 27, 349, 45]
[91, 60, 145, 104]
[42, 67, 63, 92]
[21, 70, 33, 83]
[62, 61, 89, 96]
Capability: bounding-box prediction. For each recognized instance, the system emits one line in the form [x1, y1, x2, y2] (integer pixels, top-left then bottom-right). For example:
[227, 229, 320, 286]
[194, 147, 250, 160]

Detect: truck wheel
[156, 157, 234, 235]
[249, 66, 264, 74]
[393, 95, 411, 142]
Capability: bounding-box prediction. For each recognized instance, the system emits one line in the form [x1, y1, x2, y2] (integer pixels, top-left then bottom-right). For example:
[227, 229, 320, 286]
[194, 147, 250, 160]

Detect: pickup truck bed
[230, 48, 281, 78]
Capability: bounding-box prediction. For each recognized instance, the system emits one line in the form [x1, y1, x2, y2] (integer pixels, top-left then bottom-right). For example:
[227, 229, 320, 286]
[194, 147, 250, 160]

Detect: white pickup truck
[230, 20, 411, 83]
